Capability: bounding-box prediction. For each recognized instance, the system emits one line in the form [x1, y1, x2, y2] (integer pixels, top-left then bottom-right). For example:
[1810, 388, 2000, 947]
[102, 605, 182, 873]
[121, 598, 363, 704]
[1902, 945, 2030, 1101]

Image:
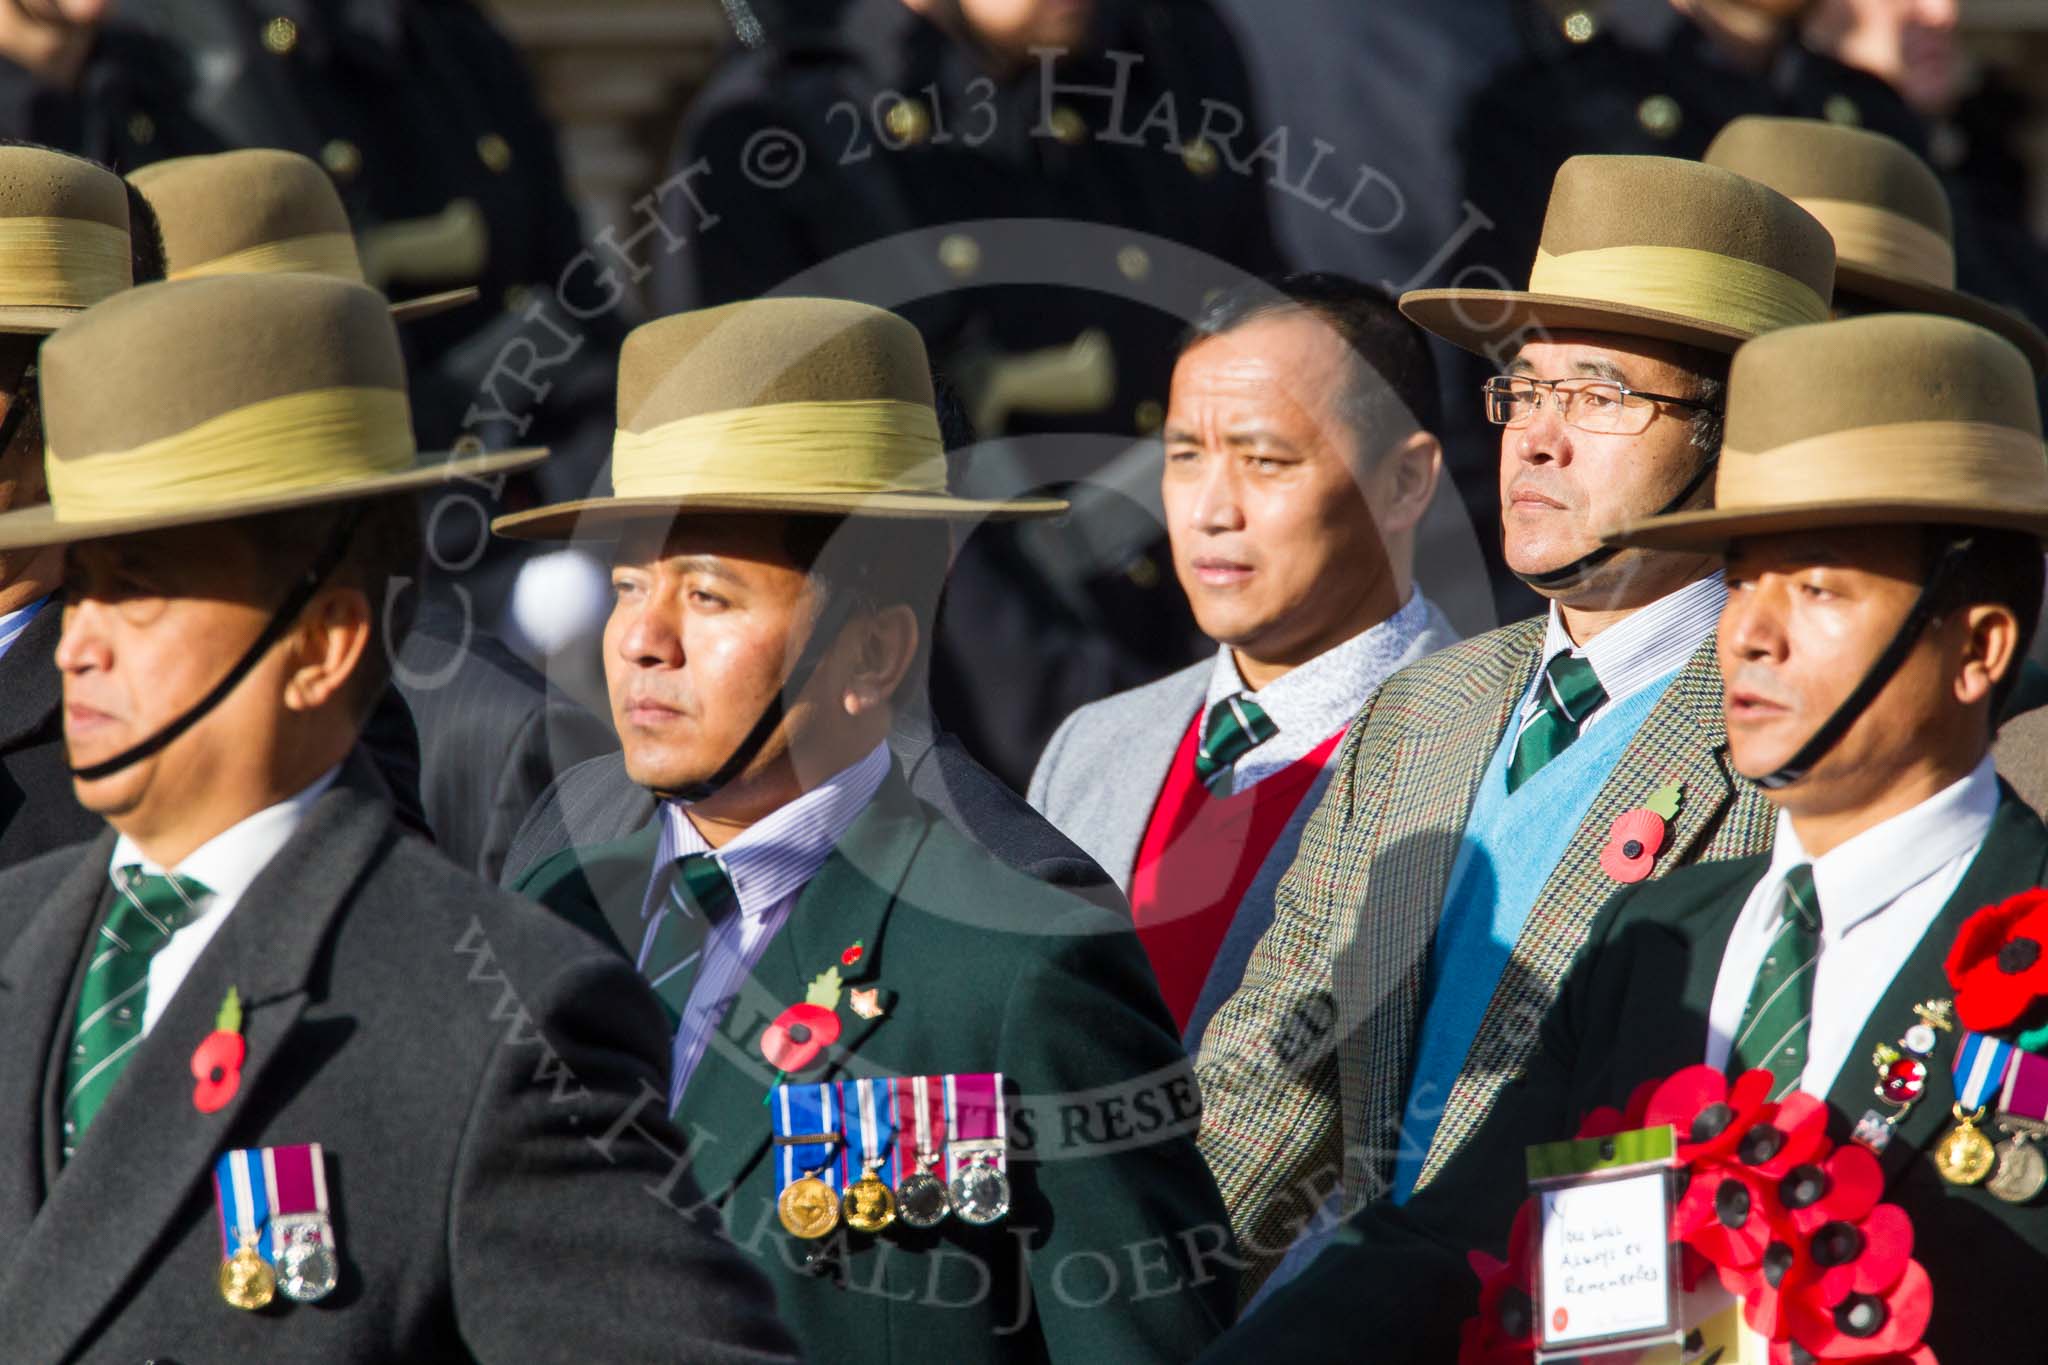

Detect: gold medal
[1935, 1103, 1996, 1186]
[1989, 1131, 2048, 1204]
[219, 1241, 276, 1311]
[777, 1175, 841, 1240]
[842, 1169, 897, 1233]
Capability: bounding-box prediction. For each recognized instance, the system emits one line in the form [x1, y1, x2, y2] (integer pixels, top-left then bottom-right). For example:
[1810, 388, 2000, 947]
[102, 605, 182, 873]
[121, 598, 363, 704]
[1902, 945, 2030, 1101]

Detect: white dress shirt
[1704, 757, 1999, 1095]
[108, 766, 340, 1035]
[1514, 572, 1726, 744]
[1201, 588, 1457, 795]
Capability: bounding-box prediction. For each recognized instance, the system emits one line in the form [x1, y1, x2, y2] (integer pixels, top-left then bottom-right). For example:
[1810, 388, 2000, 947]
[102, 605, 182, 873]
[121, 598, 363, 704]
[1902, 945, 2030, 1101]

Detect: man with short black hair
[1031, 273, 1457, 1047]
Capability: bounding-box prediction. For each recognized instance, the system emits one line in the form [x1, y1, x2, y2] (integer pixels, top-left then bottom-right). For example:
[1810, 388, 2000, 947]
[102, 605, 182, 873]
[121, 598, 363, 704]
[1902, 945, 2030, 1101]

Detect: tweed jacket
[0, 757, 798, 1364]
[0, 605, 98, 870]
[1194, 614, 1777, 1293]
[1200, 795, 2048, 1363]
[515, 769, 1235, 1363]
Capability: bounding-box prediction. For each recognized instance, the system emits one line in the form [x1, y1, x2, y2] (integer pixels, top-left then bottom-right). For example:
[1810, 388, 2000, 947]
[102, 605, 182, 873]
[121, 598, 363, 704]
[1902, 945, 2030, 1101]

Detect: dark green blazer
[516, 771, 1236, 1362]
[1201, 795, 2048, 1364]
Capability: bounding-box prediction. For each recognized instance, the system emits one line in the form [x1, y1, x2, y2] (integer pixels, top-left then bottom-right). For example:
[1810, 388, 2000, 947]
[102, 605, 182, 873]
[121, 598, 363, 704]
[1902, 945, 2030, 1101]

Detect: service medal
[893, 1075, 951, 1229]
[896, 1167, 952, 1228]
[1989, 1130, 2048, 1204]
[220, 1241, 276, 1311]
[779, 1175, 842, 1239]
[843, 1170, 897, 1233]
[950, 1161, 1012, 1226]
[267, 1146, 342, 1303]
[1935, 1104, 1996, 1185]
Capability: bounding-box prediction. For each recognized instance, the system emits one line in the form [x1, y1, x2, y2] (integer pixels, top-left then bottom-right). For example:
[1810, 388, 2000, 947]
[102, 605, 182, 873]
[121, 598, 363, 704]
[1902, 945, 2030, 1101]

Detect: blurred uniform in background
[658, 0, 1286, 788]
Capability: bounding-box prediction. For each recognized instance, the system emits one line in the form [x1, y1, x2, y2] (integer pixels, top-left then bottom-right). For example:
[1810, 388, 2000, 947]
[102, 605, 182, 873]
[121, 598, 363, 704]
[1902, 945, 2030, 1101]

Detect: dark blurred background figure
[653, 0, 1285, 787]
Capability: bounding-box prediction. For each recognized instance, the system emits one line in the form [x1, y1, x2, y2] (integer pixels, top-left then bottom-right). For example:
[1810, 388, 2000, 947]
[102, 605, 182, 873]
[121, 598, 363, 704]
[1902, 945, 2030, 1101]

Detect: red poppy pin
[1946, 889, 2048, 1047]
[841, 940, 864, 967]
[191, 987, 246, 1114]
[759, 965, 846, 1099]
[1599, 781, 1684, 884]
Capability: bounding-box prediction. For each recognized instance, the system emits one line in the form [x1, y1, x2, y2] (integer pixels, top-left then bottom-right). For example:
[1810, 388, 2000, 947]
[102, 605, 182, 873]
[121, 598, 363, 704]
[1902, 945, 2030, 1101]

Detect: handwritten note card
[1537, 1168, 1673, 1351]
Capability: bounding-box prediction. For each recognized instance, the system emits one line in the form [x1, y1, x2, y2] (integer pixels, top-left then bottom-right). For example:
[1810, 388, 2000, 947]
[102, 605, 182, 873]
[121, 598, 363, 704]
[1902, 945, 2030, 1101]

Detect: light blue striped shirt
[1514, 572, 1727, 744]
[639, 742, 892, 1109]
[0, 594, 51, 663]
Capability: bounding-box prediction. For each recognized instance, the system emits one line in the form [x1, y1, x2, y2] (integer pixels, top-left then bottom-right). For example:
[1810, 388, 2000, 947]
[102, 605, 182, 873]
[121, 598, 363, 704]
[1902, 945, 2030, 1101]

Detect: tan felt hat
[1401, 155, 1836, 358]
[1703, 116, 2048, 375]
[1608, 312, 2048, 550]
[128, 149, 477, 321]
[493, 297, 1068, 539]
[0, 145, 131, 334]
[0, 272, 542, 550]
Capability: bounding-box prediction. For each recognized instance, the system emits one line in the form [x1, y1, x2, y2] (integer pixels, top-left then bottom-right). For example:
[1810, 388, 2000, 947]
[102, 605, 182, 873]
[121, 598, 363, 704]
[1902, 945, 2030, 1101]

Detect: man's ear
[1374, 430, 1442, 538]
[284, 585, 374, 714]
[841, 604, 919, 717]
[1956, 602, 2021, 710]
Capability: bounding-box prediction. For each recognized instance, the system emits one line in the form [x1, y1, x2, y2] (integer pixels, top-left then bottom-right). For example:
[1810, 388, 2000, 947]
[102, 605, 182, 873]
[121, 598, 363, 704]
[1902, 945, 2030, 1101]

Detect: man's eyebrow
[1506, 357, 1537, 377]
[667, 553, 746, 583]
[1570, 357, 1631, 384]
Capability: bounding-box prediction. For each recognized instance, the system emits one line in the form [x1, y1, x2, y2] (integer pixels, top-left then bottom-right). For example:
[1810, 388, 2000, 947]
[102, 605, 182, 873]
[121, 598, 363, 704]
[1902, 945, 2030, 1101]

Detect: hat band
[612, 399, 946, 501]
[172, 231, 366, 284]
[1795, 197, 1955, 291]
[1529, 245, 1829, 337]
[45, 386, 416, 524]
[1715, 419, 2048, 514]
[0, 217, 131, 310]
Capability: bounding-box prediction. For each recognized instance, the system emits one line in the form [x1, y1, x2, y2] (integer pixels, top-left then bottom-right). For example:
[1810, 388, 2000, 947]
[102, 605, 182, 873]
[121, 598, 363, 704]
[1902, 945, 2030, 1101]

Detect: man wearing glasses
[1194, 155, 1836, 1297]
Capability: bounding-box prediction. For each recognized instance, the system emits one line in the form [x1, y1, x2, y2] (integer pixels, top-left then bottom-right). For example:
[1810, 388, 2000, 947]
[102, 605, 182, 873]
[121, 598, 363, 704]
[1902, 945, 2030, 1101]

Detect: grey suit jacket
[0, 756, 798, 1364]
[500, 709, 1125, 908]
[1029, 612, 1458, 1046]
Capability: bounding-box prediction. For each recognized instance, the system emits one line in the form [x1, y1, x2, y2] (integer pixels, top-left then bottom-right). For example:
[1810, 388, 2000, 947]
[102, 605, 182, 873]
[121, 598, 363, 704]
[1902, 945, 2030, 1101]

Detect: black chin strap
[655, 591, 858, 805]
[69, 507, 366, 782]
[1516, 454, 1720, 594]
[1755, 536, 1975, 791]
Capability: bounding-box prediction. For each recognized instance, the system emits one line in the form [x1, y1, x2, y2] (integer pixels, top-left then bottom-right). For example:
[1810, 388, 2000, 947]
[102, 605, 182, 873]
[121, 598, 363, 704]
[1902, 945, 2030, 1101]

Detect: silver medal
[949, 1160, 1011, 1226]
[272, 1214, 340, 1302]
[1990, 1132, 2048, 1205]
[896, 1168, 952, 1229]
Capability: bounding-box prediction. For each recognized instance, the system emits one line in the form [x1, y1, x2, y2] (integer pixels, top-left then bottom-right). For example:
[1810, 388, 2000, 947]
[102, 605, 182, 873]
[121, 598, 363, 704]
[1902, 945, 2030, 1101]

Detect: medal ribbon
[894, 1074, 944, 1174]
[1954, 1030, 2016, 1112]
[2001, 1048, 2048, 1123]
[213, 1148, 273, 1261]
[841, 1077, 899, 1187]
[943, 1072, 1007, 1182]
[771, 1081, 842, 1198]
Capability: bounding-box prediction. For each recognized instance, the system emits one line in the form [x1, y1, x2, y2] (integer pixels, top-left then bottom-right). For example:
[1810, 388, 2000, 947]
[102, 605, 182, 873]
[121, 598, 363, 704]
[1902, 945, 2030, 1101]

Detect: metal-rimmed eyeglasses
[1482, 374, 1720, 436]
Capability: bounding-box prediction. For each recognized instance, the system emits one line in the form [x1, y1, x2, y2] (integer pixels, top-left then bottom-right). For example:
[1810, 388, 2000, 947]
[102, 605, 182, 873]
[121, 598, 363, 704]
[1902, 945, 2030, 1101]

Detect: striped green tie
[1729, 864, 1822, 1098]
[63, 867, 210, 1156]
[1194, 693, 1279, 790]
[642, 854, 737, 1028]
[1506, 653, 1608, 793]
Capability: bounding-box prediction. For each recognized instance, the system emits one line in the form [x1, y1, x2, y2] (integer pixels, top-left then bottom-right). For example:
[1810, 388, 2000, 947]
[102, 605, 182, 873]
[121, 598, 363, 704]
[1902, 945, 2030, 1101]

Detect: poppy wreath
[1946, 889, 2048, 1047]
[1458, 1065, 1936, 1363]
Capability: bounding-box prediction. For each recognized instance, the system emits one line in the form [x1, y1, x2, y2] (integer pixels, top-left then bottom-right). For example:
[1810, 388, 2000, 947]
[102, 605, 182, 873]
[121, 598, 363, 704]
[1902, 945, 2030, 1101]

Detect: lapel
[538, 819, 666, 962]
[0, 756, 396, 1360]
[0, 604, 61, 753]
[1821, 797, 2048, 1189]
[671, 774, 932, 1206]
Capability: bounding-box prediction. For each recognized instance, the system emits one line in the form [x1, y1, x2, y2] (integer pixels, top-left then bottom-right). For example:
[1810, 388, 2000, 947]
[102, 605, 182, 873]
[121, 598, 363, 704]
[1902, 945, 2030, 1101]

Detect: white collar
[108, 765, 342, 902]
[1536, 572, 1726, 705]
[1765, 756, 2000, 938]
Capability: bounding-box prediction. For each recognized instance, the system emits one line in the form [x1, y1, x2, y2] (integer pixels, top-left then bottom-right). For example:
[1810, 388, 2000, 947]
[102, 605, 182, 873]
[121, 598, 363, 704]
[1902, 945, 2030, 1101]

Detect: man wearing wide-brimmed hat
[0, 143, 144, 870]
[1195, 155, 1833, 1293]
[502, 296, 1235, 1361]
[127, 147, 618, 884]
[0, 272, 798, 1362]
[1198, 310, 2048, 1362]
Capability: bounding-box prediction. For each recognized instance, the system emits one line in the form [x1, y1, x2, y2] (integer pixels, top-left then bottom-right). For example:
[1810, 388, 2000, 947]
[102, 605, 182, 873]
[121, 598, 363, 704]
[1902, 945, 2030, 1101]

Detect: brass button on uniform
[476, 133, 514, 175]
[884, 99, 932, 146]
[1636, 95, 1682, 139]
[1133, 399, 1165, 434]
[1823, 94, 1862, 127]
[261, 15, 299, 55]
[1181, 139, 1220, 177]
[1124, 554, 1161, 589]
[126, 112, 156, 146]
[1047, 105, 1087, 146]
[1116, 245, 1151, 282]
[938, 233, 981, 280]
[1562, 9, 1597, 42]
[504, 284, 534, 314]
[321, 139, 363, 182]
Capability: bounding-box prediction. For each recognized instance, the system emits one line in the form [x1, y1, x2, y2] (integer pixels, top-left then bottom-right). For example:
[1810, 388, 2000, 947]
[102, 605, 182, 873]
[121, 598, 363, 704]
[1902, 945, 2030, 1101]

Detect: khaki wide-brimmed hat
[1608, 313, 2048, 550]
[1704, 116, 2048, 375]
[1402, 155, 1836, 357]
[493, 297, 1067, 539]
[0, 273, 543, 550]
[128, 149, 477, 322]
[0, 145, 131, 334]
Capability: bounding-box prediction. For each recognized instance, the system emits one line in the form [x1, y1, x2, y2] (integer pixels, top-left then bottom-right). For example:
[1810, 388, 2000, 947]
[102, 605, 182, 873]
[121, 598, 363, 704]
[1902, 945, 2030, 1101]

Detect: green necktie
[1729, 864, 1822, 1099]
[642, 854, 738, 1028]
[1193, 693, 1279, 790]
[1506, 653, 1608, 793]
[63, 868, 211, 1156]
